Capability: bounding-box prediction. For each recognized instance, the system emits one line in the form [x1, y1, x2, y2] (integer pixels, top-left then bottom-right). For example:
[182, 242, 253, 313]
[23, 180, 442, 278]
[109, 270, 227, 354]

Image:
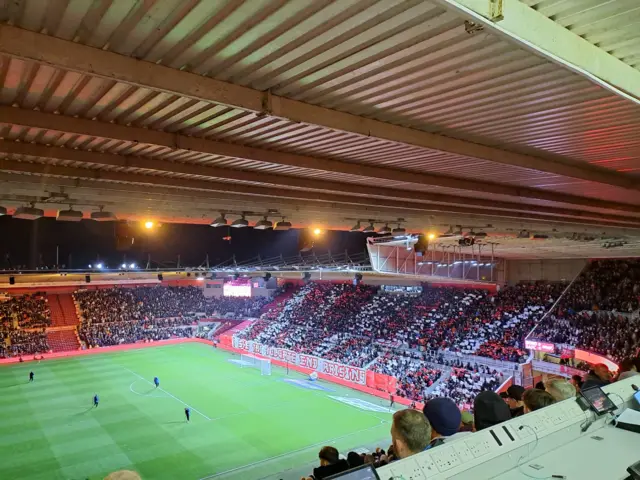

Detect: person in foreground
[301, 446, 350, 480]
[390, 408, 432, 459]
[422, 397, 469, 449]
[523, 388, 556, 413]
[474, 391, 511, 431]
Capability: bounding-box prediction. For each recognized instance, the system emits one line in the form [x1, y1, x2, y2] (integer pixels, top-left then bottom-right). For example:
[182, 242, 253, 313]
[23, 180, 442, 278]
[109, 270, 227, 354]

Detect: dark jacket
[312, 459, 350, 479]
[581, 372, 609, 391]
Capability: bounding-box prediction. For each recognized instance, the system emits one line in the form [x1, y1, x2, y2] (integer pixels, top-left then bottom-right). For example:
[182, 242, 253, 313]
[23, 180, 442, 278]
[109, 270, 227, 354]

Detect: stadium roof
[0, 0, 639, 259]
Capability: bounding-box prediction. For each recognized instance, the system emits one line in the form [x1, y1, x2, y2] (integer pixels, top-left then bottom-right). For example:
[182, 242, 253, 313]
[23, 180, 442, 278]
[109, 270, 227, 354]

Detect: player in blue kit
[93, 394, 99, 408]
[154, 376, 160, 388]
[184, 407, 190, 422]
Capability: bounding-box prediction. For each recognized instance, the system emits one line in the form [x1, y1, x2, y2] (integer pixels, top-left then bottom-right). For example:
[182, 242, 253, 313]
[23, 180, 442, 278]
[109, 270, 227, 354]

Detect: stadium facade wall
[506, 259, 587, 283]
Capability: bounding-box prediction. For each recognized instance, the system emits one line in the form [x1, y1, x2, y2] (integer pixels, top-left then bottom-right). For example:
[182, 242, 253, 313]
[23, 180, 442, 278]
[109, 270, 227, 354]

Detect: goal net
[239, 353, 272, 376]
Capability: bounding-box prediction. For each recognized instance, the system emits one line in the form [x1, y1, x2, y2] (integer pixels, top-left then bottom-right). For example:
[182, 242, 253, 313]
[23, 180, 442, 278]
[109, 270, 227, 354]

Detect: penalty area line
[122, 367, 212, 421]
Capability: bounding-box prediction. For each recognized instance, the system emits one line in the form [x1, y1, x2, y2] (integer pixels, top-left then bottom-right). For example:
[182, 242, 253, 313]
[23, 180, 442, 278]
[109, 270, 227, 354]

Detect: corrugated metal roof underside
[1, 56, 638, 208]
[1, 0, 639, 180]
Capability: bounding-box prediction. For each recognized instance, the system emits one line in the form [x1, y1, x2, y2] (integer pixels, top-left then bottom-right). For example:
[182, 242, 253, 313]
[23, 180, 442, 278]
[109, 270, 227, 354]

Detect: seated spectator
[346, 452, 364, 469]
[545, 378, 576, 401]
[617, 357, 640, 381]
[474, 391, 511, 431]
[422, 398, 468, 448]
[304, 446, 349, 480]
[505, 385, 525, 417]
[582, 364, 612, 390]
[534, 381, 546, 390]
[523, 389, 556, 412]
[391, 409, 432, 459]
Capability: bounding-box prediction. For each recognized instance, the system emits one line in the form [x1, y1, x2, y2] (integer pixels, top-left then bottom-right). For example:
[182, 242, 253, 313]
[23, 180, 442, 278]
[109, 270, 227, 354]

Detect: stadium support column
[477, 244, 482, 280]
[490, 244, 495, 282]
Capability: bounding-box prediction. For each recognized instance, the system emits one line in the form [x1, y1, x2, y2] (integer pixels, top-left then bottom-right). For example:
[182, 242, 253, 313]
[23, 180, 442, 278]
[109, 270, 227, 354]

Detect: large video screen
[223, 283, 251, 297]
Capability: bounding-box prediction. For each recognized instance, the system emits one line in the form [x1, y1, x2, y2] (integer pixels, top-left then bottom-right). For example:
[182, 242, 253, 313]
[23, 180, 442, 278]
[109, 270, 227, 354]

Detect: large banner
[232, 336, 366, 385]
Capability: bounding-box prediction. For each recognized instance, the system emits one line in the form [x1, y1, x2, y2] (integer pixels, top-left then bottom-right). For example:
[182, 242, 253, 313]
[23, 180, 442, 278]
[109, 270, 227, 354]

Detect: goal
[239, 354, 272, 376]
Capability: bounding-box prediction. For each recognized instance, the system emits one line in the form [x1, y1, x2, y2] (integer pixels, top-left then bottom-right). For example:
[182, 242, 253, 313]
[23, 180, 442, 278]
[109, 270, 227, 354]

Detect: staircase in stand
[47, 294, 80, 327]
[260, 287, 298, 316]
[47, 329, 80, 352]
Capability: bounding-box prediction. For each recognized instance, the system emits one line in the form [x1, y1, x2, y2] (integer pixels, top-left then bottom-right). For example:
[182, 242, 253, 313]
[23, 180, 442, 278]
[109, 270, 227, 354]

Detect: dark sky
[0, 217, 370, 269]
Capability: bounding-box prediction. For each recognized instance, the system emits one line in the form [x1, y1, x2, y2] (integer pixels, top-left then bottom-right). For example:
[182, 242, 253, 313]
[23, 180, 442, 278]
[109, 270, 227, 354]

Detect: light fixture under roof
[350, 221, 362, 232]
[377, 224, 391, 235]
[273, 219, 292, 231]
[57, 207, 83, 222]
[254, 216, 273, 230]
[392, 225, 406, 237]
[362, 222, 375, 233]
[91, 206, 117, 222]
[0, 206, 6, 216]
[230, 215, 249, 228]
[210, 213, 228, 227]
[14, 204, 44, 220]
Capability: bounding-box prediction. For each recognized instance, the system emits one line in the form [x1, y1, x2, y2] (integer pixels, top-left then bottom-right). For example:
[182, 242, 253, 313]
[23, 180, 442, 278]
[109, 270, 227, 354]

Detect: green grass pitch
[0, 343, 393, 480]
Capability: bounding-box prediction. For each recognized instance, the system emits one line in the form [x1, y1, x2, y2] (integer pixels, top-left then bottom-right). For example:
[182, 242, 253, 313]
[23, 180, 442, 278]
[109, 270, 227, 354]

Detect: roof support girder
[0, 107, 638, 214]
[0, 159, 639, 230]
[439, 0, 640, 103]
[1, 139, 639, 224]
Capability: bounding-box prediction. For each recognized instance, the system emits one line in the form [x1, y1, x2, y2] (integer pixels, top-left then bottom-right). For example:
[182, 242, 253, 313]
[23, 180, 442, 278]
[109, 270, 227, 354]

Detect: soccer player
[154, 376, 160, 388]
[93, 394, 99, 408]
[184, 407, 190, 423]
[389, 394, 395, 409]
[29, 371, 34, 382]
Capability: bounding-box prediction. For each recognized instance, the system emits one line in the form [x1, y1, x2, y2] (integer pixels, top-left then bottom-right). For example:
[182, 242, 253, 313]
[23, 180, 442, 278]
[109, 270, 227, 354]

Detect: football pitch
[0, 343, 393, 480]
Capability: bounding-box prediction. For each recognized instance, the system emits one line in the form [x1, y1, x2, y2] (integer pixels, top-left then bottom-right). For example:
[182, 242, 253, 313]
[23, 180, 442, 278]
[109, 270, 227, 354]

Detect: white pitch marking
[122, 367, 212, 421]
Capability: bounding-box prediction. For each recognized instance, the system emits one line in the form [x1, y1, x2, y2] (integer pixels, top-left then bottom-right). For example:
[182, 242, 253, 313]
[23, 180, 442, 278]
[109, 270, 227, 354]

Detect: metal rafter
[1, 107, 638, 214]
[2, 140, 640, 225]
[1, 159, 640, 230]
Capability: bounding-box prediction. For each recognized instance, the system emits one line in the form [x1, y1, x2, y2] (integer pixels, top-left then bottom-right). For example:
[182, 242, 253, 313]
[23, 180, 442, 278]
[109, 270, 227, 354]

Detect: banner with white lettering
[231, 336, 366, 385]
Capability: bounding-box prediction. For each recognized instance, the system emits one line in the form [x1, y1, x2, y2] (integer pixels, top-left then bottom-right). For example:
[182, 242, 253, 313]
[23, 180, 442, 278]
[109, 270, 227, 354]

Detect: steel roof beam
[0, 24, 636, 192]
[1, 107, 638, 214]
[0, 159, 639, 231]
[440, 0, 640, 104]
[1, 139, 639, 224]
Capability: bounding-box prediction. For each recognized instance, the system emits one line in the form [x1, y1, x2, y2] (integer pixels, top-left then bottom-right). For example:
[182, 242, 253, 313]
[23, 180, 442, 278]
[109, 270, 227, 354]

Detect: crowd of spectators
[530, 259, 640, 361]
[75, 286, 269, 324]
[0, 329, 49, 358]
[0, 293, 51, 329]
[79, 318, 195, 347]
[0, 293, 51, 358]
[428, 367, 502, 408]
[558, 259, 640, 313]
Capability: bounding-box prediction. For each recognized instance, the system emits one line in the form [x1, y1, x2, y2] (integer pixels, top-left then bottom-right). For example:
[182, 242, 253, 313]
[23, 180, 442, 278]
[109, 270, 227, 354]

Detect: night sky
[0, 216, 371, 269]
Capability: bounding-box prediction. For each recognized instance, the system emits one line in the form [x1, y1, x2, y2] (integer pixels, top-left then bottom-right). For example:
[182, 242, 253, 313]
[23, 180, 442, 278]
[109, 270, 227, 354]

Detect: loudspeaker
[85, 275, 91, 283]
[157, 273, 163, 281]
[9, 276, 15, 285]
[303, 272, 311, 283]
[264, 272, 272, 281]
[354, 273, 363, 285]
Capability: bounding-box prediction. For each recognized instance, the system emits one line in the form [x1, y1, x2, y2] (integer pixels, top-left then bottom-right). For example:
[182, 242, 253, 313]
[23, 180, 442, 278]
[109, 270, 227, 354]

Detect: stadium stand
[529, 259, 640, 362]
